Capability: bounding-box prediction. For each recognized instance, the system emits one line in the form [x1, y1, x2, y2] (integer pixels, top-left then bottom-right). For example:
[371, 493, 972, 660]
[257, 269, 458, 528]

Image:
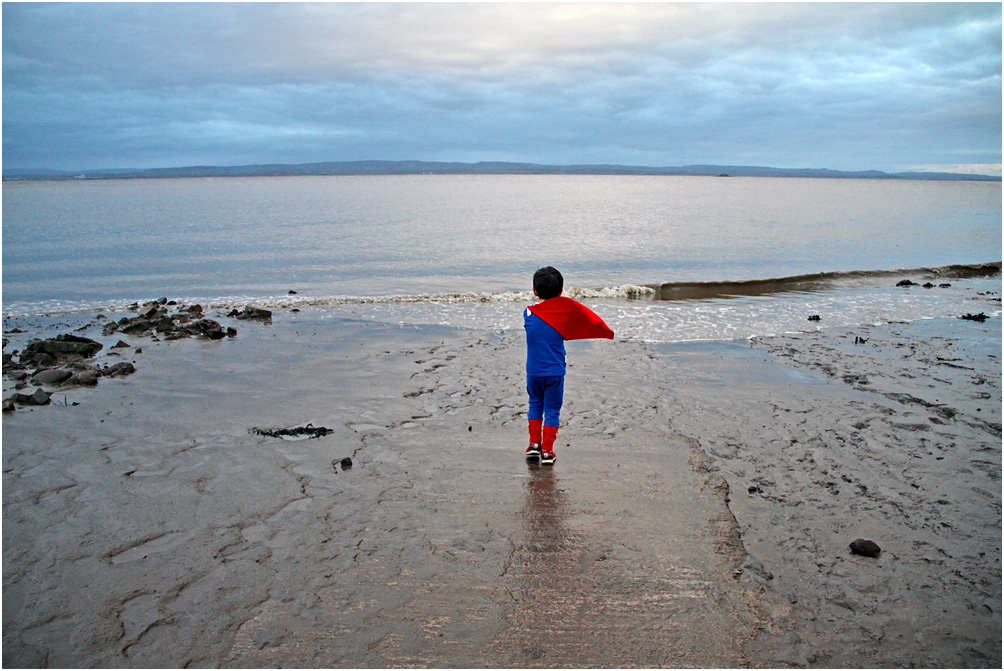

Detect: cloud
[3, 2, 1000, 172]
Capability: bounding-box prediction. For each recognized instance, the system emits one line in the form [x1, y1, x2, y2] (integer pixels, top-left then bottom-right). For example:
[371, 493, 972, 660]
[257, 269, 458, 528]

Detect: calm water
[3, 175, 1001, 341]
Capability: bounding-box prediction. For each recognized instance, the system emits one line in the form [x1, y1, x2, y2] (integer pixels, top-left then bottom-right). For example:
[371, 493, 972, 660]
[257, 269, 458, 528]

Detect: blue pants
[527, 375, 564, 427]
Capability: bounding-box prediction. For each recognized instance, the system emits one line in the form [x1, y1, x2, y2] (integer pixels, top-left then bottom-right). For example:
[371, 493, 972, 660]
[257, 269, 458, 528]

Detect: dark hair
[533, 266, 563, 299]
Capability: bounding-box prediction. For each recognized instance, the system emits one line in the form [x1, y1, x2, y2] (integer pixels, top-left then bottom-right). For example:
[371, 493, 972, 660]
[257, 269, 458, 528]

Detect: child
[524, 266, 614, 465]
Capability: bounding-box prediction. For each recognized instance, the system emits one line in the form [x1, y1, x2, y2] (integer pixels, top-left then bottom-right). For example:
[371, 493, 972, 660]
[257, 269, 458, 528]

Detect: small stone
[121, 319, 152, 334]
[30, 353, 56, 366]
[2, 398, 15, 412]
[849, 538, 881, 557]
[68, 370, 99, 386]
[896, 279, 917, 287]
[104, 362, 136, 377]
[234, 306, 272, 322]
[807, 315, 821, 322]
[26, 387, 51, 406]
[742, 554, 774, 580]
[112, 340, 130, 349]
[340, 457, 353, 470]
[138, 303, 161, 318]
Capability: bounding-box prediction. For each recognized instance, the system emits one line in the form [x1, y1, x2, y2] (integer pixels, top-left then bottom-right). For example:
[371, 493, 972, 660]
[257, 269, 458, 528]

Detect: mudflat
[2, 306, 1000, 667]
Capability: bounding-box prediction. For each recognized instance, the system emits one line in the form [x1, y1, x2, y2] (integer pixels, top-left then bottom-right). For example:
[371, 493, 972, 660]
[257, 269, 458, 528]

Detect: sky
[2, 2, 1001, 175]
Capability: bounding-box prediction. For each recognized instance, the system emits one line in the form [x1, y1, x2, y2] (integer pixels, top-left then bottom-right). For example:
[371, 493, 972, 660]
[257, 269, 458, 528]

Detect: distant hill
[3, 160, 1000, 181]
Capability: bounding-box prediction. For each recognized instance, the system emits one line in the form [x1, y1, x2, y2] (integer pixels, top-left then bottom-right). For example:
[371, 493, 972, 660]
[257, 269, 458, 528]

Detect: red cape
[528, 296, 614, 341]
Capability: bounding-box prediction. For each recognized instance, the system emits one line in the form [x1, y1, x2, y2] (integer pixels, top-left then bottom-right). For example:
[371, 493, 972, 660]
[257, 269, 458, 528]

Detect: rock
[25, 334, 104, 359]
[31, 368, 73, 385]
[112, 340, 131, 349]
[2, 398, 15, 412]
[19, 335, 103, 366]
[849, 538, 881, 557]
[230, 306, 272, 322]
[121, 319, 152, 334]
[896, 279, 918, 287]
[68, 370, 99, 386]
[192, 319, 227, 339]
[104, 362, 136, 377]
[137, 305, 156, 318]
[741, 554, 774, 580]
[154, 316, 176, 332]
[922, 282, 935, 288]
[807, 315, 821, 322]
[960, 312, 989, 322]
[29, 352, 57, 367]
[26, 387, 51, 406]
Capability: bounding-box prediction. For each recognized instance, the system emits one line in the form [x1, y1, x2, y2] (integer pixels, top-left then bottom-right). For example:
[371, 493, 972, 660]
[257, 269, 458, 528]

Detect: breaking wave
[645, 263, 1002, 301]
[2, 263, 999, 319]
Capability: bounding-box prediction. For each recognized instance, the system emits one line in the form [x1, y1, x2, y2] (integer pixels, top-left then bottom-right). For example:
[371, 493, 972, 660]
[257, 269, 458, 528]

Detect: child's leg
[526, 377, 545, 446]
[540, 376, 565, 454]
[528, 418, 543, 445]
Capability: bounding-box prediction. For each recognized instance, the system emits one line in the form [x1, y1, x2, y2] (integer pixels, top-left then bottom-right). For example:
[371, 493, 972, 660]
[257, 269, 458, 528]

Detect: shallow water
[3, 175, 1000, 341]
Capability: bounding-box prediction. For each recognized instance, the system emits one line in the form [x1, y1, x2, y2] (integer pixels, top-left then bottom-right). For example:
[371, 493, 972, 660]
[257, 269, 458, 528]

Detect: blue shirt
[525, 307, 566, 377]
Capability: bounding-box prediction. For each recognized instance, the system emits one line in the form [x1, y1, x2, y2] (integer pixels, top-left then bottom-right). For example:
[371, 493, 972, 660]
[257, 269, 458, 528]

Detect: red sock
[528, 418, 543, 445]
[542, 425, 558, 453]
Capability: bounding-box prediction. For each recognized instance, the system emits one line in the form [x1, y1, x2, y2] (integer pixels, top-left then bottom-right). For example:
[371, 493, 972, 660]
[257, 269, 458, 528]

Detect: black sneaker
[540, 451, 556, 465]
[526, 443, 541, 461]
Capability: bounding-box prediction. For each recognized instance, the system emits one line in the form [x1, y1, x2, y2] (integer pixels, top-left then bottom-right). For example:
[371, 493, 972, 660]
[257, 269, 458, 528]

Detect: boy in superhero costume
[524, 266, 614, 464]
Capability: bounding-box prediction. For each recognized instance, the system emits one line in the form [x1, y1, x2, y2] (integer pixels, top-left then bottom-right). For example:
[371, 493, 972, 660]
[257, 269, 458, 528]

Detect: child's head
[533, 266, 563, 299]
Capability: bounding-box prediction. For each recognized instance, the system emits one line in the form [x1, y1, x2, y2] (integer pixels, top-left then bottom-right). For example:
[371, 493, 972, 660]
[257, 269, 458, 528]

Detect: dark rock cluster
[2, 334, 133, 411]
[104, 298, 238, 340]
[2, 299, 273, 412]
[896, 279, 953, 289]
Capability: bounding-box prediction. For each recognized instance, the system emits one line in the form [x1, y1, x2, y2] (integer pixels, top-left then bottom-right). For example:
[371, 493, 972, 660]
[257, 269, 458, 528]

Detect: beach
[2, 295, 1000, 668]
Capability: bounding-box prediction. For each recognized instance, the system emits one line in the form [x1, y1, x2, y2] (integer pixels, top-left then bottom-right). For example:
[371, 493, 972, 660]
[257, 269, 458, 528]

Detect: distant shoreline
[4, 159, 1000, 182]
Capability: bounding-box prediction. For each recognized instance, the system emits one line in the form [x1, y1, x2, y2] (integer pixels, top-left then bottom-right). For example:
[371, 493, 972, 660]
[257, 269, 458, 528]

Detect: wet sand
[2, 304, 1000, 667]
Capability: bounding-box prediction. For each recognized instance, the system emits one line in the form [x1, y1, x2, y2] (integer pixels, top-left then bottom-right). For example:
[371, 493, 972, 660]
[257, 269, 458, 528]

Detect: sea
[2, 174, 1001, 343]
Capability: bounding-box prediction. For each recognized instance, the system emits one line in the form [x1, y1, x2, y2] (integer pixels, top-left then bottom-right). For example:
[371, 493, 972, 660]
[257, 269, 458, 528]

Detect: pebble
[849, 538, 881, 557]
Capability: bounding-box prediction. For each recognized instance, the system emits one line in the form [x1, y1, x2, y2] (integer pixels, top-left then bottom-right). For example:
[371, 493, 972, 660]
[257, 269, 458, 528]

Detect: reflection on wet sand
[498, 465, 579, 663]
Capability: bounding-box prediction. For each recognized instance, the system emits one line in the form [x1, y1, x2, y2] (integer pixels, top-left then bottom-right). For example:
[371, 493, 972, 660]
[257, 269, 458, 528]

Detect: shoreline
[3, 307, 1001, 667]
